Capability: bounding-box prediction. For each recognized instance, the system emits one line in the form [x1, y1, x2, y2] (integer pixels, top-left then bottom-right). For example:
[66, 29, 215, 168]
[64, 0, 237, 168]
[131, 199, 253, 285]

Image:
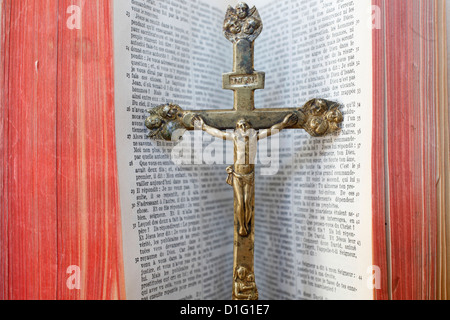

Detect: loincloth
[226, 166, 255, 187]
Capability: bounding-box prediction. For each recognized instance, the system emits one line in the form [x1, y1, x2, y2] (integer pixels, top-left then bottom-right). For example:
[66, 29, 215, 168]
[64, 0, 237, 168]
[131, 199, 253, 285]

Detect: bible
[113, 0, 450, 300]
[0, 0, 449, 301]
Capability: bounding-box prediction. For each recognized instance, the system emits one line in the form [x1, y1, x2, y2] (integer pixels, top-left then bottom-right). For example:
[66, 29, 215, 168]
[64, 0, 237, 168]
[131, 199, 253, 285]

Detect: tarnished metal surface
[145, 2, 343, 301]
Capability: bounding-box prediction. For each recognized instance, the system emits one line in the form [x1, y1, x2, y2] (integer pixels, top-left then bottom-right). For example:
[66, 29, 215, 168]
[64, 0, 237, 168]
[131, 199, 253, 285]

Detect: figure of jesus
[193, 114, 298, 237]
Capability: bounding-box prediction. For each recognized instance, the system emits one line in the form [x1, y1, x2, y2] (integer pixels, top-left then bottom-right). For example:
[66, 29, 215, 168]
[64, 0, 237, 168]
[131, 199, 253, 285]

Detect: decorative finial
[223, 2, 263, 43]
[145, 104, 185, 141]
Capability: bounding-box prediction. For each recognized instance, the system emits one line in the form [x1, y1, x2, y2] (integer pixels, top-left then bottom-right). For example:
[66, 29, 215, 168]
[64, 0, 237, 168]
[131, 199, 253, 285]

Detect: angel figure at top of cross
[223, 2, 263, 43]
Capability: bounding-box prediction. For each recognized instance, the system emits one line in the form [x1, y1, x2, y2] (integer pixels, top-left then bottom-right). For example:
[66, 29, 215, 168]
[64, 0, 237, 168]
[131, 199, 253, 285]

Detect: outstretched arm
[258, 114, 298, 140]
[192, 116, 233, 141]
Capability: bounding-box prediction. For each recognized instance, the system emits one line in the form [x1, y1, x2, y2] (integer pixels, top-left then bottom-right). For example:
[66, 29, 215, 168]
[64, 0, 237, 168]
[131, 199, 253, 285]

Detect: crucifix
[145, 2, 343, 300]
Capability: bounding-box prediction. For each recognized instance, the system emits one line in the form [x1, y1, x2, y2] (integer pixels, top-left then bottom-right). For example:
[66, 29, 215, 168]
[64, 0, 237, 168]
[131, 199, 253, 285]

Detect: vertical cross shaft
[221, 3, 265, 300]
[225, 40, 263, 111]
[222, 3, 265, 114]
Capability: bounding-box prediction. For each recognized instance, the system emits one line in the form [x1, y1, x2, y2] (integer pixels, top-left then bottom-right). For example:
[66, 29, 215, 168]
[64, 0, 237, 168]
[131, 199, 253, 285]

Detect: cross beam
[145, 2, 343, 300]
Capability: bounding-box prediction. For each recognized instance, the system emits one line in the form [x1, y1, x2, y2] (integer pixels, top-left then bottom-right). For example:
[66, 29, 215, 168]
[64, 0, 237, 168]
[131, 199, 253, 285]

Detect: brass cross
[145, 2, 343, 301]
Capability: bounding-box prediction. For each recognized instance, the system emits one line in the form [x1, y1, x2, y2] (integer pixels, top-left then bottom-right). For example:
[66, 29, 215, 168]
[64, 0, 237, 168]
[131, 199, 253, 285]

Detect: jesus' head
[236, 119, 251, 132]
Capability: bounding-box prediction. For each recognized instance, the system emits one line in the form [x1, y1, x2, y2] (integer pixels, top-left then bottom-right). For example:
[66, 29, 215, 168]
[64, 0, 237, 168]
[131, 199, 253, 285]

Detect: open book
[112, 0, 448, 300]
[1, 0, 448, 301]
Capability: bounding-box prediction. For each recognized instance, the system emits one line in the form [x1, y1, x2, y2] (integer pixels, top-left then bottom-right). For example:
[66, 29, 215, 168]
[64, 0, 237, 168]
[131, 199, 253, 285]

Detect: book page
[113, 0, 234, 300]
[114, 0, 374, 300]
[253, 0, 374, 300]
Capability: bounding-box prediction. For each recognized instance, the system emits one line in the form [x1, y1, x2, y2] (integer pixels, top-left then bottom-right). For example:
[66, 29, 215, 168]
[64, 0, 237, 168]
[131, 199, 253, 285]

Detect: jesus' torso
[233, 129, 257, 175]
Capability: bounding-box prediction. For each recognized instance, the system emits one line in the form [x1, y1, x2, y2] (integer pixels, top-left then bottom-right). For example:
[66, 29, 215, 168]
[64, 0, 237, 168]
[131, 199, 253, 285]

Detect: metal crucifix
[145, 2, 343, 300]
